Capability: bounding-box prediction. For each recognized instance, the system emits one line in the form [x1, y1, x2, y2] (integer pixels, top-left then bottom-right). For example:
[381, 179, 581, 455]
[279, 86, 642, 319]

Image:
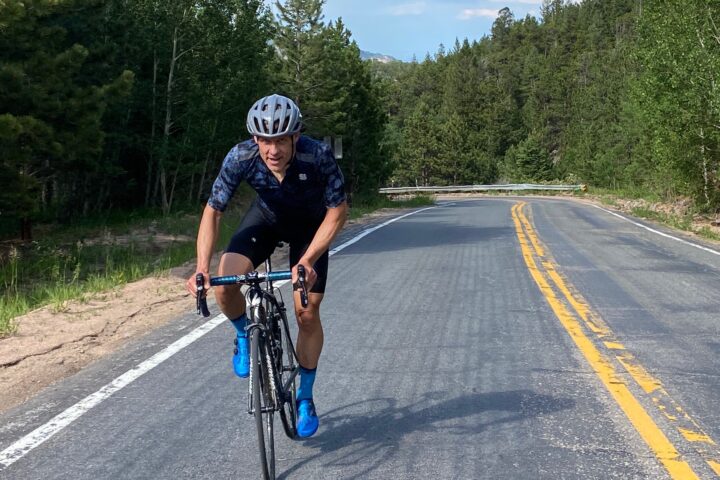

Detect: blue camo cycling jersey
[207, 136, 346, 223]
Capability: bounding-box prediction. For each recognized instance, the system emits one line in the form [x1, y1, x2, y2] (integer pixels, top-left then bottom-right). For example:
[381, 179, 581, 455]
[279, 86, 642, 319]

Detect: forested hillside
[2, 0, 720, 241]
[0, 0, 385, 239]
[377, 0, 720, 213]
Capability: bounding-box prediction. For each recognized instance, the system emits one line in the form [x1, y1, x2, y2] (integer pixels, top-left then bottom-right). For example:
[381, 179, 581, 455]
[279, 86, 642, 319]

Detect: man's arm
[186, 204, 223, 296]
[294, 201, 348, 287]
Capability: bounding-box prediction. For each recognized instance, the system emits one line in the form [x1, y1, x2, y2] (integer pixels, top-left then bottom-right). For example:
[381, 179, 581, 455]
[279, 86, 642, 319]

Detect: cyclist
[186, 94, 347, 438]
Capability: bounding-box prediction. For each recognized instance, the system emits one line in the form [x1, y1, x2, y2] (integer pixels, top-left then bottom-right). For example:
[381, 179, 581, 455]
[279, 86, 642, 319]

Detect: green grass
[587, 186, 662, 202]
[697, 226, 720, 241]
[586, 186, 663, 208]
[582, 187, 720, 242]
[630, 207, 692, 230]
[0, 295, 26, 335]
[629, 207, 720, 242]
[349, 193, 434, 220]
[0, 208, 238, 336]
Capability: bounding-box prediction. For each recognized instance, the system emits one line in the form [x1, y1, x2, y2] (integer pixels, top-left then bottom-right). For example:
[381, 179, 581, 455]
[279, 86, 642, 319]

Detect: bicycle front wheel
[274, 306, 299, 439]
[251, 329, 276, 479]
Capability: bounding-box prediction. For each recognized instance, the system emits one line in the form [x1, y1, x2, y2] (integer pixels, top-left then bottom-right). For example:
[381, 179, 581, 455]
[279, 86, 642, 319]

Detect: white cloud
[457, 0, 582, 21]
[387, 2, 427, 16]
[489, 0, 543, 3]
[458, 8, 498, 20]
[490, 0, 580, 4]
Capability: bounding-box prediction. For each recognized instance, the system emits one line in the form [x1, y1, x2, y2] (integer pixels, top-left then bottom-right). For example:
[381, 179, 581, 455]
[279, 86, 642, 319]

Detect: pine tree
[273, 0, 326, 106]
[109, 0, 272, 213]
[630, 1, 720, 206]
[0, 0, 132, 238]
[504, 131, 553, 181]
[273, 5, 389, 196]
[396, 101, 443, 186]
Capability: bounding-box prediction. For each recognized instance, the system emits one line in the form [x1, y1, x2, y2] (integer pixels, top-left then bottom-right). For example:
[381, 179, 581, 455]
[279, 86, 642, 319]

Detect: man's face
[254, 134, 299, 175]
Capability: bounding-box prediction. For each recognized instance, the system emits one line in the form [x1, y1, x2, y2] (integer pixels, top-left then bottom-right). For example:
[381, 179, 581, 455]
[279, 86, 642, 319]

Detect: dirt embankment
[0, 268, 193, 413]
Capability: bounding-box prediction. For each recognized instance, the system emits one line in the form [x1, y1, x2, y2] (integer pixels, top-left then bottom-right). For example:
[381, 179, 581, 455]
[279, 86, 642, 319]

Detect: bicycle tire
[272, 303, 299, 439]
[251, 328, 276, 479]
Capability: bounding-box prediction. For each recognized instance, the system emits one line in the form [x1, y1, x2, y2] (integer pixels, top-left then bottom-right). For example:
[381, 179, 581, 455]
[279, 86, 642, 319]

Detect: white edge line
[591, 204, 720, 257]
[0, 204, 439, 469]
[0, 314, 227, 468]
[329, 206, 438, 255]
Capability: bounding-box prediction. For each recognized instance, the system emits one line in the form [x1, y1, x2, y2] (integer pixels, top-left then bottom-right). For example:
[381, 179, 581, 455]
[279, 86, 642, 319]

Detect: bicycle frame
[196, 259, 305, 479]
[195, 260, 305, 417]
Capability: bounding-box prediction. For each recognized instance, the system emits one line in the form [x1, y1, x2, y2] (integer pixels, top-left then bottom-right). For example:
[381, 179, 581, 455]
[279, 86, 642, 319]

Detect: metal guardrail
[379, 184, 587, 194]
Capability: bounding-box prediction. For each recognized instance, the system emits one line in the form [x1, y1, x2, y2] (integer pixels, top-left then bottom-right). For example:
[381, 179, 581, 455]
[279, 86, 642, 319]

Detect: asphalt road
[1, 198, 720, 479]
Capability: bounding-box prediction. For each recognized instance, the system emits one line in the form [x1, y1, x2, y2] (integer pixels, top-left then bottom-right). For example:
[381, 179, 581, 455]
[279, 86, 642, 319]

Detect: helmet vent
[246, 94, 302, 138]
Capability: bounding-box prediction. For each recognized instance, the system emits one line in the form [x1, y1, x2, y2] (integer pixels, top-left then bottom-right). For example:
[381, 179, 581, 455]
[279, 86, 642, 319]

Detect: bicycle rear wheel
[251, 329, 276, 479]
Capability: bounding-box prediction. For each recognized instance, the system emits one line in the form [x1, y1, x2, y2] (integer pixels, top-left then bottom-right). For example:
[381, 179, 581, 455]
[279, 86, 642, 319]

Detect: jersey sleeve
[318, 144, 346, 208]
[207, 144, 250, 212]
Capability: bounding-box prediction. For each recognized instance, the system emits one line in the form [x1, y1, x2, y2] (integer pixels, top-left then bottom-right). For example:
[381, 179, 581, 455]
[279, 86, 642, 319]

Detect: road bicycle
[196, 254, 307, 480]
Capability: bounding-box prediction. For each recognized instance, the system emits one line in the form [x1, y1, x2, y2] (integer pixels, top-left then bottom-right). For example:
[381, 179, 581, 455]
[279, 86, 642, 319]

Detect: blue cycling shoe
[297, 399, 319, 438]
[233, 333, 249, 378]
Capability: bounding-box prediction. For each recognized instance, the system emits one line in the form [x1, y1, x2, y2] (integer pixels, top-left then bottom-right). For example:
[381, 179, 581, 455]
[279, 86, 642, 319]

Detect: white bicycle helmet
[246, 94, 302, 138]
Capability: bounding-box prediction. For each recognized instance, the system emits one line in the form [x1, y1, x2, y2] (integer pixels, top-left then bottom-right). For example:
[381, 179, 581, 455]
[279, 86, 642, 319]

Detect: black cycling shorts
[225, 200, 329, 294]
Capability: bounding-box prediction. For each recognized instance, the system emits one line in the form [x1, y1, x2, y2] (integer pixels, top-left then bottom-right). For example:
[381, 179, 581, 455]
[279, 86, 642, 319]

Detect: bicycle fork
[247, 293, 279, 416]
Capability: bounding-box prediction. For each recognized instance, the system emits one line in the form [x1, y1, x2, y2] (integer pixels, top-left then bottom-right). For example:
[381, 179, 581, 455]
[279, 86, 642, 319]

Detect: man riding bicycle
[186, 94, 348, 438]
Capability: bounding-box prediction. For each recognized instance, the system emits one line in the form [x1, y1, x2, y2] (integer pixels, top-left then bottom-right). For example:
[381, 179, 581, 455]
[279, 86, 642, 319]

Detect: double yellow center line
[511, 201, 720, 479]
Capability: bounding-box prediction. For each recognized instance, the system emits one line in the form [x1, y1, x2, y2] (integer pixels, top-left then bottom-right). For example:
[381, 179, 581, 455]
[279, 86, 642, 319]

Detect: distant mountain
[360, 50, 400, 63]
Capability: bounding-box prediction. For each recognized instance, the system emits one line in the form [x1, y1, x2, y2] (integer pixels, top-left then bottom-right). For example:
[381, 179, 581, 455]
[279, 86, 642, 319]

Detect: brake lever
[196, 273, 210, 317]
[297, 265, 309, 308]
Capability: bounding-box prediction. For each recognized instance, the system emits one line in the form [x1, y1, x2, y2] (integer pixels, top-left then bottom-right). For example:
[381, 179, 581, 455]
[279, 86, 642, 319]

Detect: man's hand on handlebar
[194, 273, 211, 317]
[292, 259, 316, 293]
[186, 271, 209, 298]
[292, 262, 312, 309]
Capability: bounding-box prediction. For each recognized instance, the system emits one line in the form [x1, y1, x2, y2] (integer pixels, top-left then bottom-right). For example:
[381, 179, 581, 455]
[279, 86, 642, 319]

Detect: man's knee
[215, 284, 242, 310]
[216, 253, 253, 312]
[296, 307, 319, 327]
[218, 252, 254, 276]
[295, 293, 323, 330]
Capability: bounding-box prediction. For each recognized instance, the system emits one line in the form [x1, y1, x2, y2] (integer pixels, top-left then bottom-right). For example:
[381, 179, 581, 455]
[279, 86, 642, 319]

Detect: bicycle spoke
[251, 330, 274, 479]
[274, 305, 299, 440]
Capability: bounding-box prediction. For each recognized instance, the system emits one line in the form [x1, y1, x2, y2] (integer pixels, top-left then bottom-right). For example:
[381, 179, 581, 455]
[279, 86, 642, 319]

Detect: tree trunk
[159, 166, 169, 215]
[196, 117, 219, 204]
[160, 26, 180, 216]
[20, 217, 32, 242]
[153, 170, 161, 207]
[187, 167, 195, 207]
[197, 150, 210, 204]
[82, 176, 90, 215]
[146, 50, 159, 207]
[168, 161, 181, 213]
[700, 127, 711, 205]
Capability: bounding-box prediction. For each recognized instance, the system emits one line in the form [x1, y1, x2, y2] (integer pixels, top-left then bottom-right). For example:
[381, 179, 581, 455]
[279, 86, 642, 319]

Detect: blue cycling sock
[231, 314, 250, 378]
[297, 365, 317, 401]
[230, 314, 248, 337]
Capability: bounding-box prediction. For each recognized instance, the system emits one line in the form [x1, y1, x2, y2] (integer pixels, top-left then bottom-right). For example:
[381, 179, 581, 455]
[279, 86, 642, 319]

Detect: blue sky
[320, 0, 550, 61]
